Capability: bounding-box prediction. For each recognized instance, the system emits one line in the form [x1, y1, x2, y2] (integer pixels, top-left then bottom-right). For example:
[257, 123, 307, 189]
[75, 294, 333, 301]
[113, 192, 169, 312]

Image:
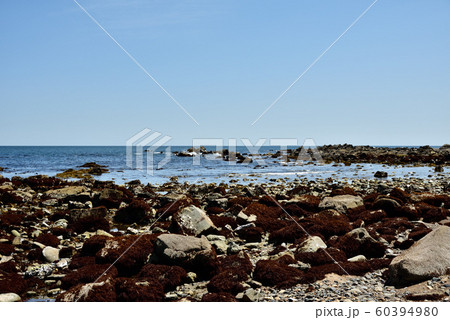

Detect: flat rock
[388, 226, 450, 287]
[45, 186, 88, 199]
[319, 195, 364, 214]
[154, 234, 215, 269]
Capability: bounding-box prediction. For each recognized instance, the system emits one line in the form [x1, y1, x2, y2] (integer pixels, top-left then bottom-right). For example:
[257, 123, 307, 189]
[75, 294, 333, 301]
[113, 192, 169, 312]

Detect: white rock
[297, 236, 327, 253]
[0, 293, 21, 302]
[347, 255, 367, 262]
[42, 246, 60, 263]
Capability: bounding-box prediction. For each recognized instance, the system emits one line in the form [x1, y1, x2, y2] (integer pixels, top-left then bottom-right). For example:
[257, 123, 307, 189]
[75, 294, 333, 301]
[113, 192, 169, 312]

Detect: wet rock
[297, 236, 327, 253]
[319, 195, 364, 214]
[172, 205, 216, 236]
[42, 247, 60, 263]
[388, 226, 450, 287]
[374, 171, 388, 178]
[0, 292, 21, 302]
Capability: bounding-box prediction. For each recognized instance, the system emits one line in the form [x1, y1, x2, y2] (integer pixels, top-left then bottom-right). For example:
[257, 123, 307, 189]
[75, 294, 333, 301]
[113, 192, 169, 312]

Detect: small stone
[96, 230, 113, 237]
[347, 255, 367, 262]
[227, 242, 241, 254]
[186, 272, 197, 283]
[31, 230, 42, 238]
[297, 236, 327, 253]
[33, 241, 46, 249]
[236, 211, 249, 222]
[12, 237, 22, 246]
[11, 230, 21, 237]
[53, 219, 68, 229]
[0, 293, 21, 302]
[42, 246, 60, 263]
[56, 258, 70, 269]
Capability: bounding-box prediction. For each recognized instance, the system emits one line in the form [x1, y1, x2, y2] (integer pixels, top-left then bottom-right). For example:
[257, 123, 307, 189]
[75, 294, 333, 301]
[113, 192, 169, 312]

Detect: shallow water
[0, 146, 447, 185]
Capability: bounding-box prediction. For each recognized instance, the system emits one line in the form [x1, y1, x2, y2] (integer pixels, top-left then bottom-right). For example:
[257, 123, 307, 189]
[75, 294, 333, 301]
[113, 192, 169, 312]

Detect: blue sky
[0, 0, 449, 146]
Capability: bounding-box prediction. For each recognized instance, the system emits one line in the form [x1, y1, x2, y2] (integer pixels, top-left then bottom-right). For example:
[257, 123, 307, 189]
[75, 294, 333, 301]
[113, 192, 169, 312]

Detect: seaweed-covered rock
[114, 200, 150, 224]
[253, 260, 303, 288]
[335, 227, 386, 258]
[56, 278, 116, 302]
[115, 277, 165, 302]
[95, 235, 156, 276]
[138, 264, 186, 291]
[61, 264, 118, 289]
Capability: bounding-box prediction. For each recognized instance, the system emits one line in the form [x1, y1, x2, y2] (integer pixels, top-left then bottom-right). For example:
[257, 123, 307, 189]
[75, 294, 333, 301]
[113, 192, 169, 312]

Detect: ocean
[0, 146, 444, 185]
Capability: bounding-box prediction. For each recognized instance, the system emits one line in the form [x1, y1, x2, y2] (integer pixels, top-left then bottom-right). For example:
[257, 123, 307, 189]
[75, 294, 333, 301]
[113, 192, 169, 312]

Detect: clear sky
[0, 0, 449, 146]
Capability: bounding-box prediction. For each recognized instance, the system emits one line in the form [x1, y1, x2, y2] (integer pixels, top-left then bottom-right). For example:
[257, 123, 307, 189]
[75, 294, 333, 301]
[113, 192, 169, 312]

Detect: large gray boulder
[319, 195, 364, 214]
[154, 234, 216, 273]
[388, 226, 450, 287]
[172, 205, 216, 236]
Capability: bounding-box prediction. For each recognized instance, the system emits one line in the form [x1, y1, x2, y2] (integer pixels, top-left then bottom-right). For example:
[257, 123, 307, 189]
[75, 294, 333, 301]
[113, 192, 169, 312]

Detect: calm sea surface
[0, 146, 446, 185]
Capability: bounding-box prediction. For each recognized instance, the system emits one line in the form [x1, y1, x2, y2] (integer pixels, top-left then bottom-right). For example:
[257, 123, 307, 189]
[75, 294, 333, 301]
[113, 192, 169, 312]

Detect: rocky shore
[175, 144, 450, 168]
[0, 170, 450, 302]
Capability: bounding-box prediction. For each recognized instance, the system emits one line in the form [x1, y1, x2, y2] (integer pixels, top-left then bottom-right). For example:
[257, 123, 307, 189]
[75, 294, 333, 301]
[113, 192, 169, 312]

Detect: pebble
[42, 246, 60, 263]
